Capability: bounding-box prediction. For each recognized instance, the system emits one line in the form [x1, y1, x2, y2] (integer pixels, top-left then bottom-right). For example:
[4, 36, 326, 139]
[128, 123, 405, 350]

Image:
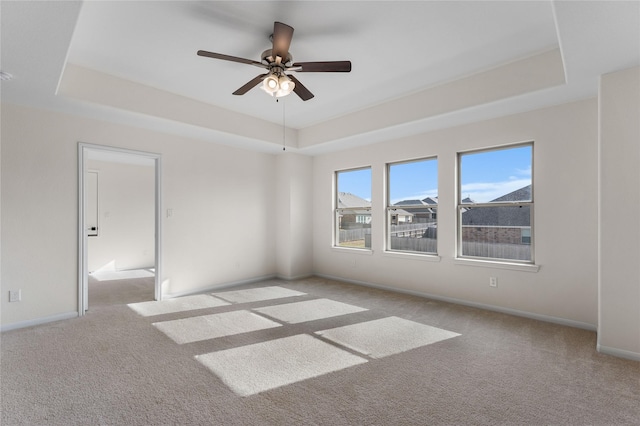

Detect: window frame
[456, 142, 534, 264]
[386, 157, 438, 256]
[334, 167, 372, 250]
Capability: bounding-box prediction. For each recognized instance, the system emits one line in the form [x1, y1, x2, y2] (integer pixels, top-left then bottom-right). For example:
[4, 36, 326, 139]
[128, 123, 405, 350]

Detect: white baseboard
[315, 273, 597, 332]
[597, 344, 640, 362]
[276, 273, 314, 281]
[1, 311, 78, 333]
[163, 274, 278, 299]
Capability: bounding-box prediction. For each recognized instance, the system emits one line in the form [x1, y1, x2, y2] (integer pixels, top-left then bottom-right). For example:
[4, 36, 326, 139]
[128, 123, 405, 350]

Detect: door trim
[78, 142, 163, 315]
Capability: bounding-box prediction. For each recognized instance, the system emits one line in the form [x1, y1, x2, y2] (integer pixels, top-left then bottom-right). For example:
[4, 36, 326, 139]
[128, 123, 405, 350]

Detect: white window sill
[383, 251, 441, 262]
[454, 257, 540, 272]
[331, 246, 374, 255]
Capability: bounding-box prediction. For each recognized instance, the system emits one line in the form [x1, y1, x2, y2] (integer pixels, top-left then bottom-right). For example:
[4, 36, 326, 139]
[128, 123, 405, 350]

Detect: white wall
[313, 99, 599, 327]
[1, 103, 277, 328]
[275, 152, 314, 279]
[87, 159, 155, 272]
[3, 90, 637, 358]
[598, 66, 640, 359]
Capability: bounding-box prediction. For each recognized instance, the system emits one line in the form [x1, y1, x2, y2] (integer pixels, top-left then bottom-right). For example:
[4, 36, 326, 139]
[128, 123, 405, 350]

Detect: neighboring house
[389, 208, 414, 225]
[460, 196, 474, 213]
[393, 199, 436, 223]
[461, 185, 531, 244]
[337, 192, 372, 226]
[422, 196, 438, 219]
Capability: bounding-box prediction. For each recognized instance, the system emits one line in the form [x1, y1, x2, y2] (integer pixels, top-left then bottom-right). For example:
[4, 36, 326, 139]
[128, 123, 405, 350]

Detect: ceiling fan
[197, 21, 351, 101]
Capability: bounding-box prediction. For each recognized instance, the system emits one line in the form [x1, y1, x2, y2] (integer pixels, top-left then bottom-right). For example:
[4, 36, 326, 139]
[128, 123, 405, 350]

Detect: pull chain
[276, 98, 286, 151]
[282, 98, 286, 151]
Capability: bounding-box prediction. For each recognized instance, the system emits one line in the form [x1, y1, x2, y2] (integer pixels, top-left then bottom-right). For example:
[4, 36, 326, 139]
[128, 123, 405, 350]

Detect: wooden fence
[389, 236, 437, 253]
[340, 223, 434, 242]
[339, 228, 371, 242]
[389, 223, 435, 238]
[389, 239, 530, 259]
[340, 223, 530, 260]
[461, 241, 531, 261]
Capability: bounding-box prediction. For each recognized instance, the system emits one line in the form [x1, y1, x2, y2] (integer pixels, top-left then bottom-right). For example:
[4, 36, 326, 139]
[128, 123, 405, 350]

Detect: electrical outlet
[489, 277, 498, 288]
[9, 290, 21, 302]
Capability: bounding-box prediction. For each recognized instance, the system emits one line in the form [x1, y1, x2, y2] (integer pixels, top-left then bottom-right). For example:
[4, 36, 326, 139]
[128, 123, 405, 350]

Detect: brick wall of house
[461, 226, 523, 244]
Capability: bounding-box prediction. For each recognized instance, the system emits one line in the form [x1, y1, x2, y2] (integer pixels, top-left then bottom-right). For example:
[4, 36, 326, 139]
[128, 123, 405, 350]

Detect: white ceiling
[1, 1, 638, 155]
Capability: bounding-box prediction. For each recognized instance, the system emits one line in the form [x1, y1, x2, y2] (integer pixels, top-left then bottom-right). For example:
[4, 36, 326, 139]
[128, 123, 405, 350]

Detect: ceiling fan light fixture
[262, 74, 279, 93]
[275, 75, 295, 97]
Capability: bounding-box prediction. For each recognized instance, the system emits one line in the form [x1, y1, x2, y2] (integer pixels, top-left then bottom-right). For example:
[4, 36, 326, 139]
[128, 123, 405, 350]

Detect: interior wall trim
[314, 273, 597, 332]
[597, 344, 640, 362]
[276, 273, 314, 281]
[163, 274, 278, 299]
[0, 311, 78, 333]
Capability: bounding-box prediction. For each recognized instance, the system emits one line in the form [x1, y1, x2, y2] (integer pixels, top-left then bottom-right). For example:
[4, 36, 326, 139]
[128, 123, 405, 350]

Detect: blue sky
[338, 145, 532, 204]
[389, 158, 438, 203]
[460, 145, 531, 202]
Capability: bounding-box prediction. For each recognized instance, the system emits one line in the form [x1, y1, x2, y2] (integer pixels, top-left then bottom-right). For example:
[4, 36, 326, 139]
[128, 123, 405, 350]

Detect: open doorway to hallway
[78, 143, 162, 315]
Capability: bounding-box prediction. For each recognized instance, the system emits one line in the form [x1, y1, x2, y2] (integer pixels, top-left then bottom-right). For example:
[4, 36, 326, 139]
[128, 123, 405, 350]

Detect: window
[387, 158, 438, 254]
[458, 143, 533, 263]
[335, 167, 372, 249]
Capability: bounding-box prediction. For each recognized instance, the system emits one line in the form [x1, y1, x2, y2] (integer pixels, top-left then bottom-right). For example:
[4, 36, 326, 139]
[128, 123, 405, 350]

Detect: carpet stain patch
[153, 310, 281, 344]
[212, 286, 306, 304]
[196, 334, 368, 396]
[128, 294, 230, 317]
[316, 316, 461, 358]
[254, 298, 368, 324]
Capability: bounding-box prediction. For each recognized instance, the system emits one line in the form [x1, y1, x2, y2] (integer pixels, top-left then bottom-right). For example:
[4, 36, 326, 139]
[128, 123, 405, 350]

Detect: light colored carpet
[2, 276, 639, 425]
[316, 316, 461, 359]
[254, 298, 368, 324]
[212, 285, 305, 303]
[128, 294, 229, 316]
[196, 334, 368, 397]
[154, 310, 282, 344]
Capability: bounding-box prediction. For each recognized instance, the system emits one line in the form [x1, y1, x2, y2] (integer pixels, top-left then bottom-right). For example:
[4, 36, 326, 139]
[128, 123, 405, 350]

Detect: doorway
[78, 143, 162, 315]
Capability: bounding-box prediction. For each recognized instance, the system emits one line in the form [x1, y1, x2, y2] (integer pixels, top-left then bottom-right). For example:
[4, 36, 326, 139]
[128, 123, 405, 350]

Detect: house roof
[461, 197, 475, 204]
[393, 199, 434, 214]
[337, 192, 371, 209]
[461, 185, 531, 226]
[391, 209, 414, 217]
[422, 197, 438, 205]
[394, 200, 427, 206]
[492, 185, 532, 202]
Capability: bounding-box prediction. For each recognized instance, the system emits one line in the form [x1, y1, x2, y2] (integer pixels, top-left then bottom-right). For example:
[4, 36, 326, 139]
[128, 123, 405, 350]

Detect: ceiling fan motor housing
[261, 49, 293, 67]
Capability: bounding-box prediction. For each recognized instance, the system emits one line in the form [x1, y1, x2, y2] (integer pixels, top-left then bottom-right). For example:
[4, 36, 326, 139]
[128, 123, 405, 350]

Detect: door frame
[78, 142, 163, 315]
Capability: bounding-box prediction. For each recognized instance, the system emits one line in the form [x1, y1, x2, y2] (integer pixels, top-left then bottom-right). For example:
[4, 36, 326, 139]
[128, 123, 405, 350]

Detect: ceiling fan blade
[288, 74, 314, 101]
[290, 61, 352, 72]
[197, 50, 267, 68]
[232, 74, 268, 95]
[272, 22, 294, 61]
